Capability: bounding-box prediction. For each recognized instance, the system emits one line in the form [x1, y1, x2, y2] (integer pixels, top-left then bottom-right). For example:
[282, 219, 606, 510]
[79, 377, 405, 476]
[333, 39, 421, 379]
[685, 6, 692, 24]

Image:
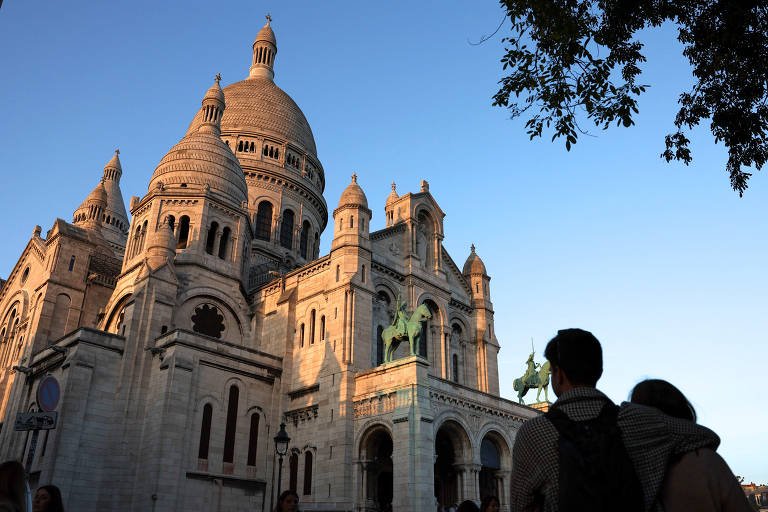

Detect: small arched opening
[359, 425, 393, 510]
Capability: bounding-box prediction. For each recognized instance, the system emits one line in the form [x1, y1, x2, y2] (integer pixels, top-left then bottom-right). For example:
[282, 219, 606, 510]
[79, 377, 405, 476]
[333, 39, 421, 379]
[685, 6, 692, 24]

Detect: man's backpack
[545, 402, 644, 512]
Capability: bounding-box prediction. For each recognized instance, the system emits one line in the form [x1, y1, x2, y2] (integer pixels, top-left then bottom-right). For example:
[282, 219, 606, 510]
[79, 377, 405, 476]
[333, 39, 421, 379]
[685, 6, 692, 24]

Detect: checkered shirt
[509, 387, 720, 512]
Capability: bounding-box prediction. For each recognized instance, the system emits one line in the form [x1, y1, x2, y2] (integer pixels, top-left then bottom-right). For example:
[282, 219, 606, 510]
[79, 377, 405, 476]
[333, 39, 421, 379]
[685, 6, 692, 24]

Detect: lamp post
[273, 422, 290, 507]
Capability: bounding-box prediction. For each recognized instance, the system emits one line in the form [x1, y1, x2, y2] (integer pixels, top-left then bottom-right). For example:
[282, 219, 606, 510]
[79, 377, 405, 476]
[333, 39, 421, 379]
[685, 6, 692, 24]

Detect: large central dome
[220, 77, 317, 157]
[197, 17, 328, 278]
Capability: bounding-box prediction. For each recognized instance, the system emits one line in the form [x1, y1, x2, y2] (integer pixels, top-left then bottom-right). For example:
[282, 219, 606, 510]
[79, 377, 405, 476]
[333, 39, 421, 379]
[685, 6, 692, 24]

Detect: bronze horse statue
[513, 360, 551, 404]
[381, 304, 431, 363]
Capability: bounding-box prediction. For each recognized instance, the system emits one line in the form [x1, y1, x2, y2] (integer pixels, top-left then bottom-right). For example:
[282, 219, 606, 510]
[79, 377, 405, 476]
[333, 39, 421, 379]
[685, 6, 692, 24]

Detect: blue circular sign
[37, 375, 60, 412]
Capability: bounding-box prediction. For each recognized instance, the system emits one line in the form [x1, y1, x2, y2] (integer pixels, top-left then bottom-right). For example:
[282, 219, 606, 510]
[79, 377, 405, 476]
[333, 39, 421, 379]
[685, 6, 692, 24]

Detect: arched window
[205, 222, 219, 255]
[223, 386, 239, 464]
[238, 140, 243, 152]
[250, 141, 255, 152]
[289, 453, 299, 492]
[300, 323, 305, 348]
[452, 354, 459, 383]
[376, 325, 384, 366]
[300, 220, 310, 259]
[303, 451, 313, 495]
[177, 216, 190, 249]
[167, 215, 175, 233]
[247, 413, 259, 467]
[336, 265, 340, 282]
[314, 233, 319, 258]
[310, 310, 316, 345]
[68, 256, 75, 272]
[280, 210, 295, 249]
[320, 315, 325, 341]
[139, 220, 148, 252]
[198, 403, 213, 460]
[350, 216, 354, 229]
[361, 265, 366, 283]
[218, 227, 231, 259]
[255, 201, 273, 241]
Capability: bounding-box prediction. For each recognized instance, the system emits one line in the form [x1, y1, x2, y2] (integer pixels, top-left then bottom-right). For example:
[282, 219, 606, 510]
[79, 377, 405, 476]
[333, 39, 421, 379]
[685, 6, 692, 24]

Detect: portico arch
[358, 424, 393, 511]
[477, 429, 512, 505]
[434, 419, 472, 508]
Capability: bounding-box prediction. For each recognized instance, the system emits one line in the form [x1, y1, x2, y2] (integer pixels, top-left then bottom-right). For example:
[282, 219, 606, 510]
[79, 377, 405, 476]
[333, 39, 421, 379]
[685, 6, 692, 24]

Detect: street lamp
[273, 422, 291, 503]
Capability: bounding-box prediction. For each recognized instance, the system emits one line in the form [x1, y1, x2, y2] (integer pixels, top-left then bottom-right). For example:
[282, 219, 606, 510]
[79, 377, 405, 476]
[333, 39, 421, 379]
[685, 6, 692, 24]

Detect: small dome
[147, 216, 176, 251]
[204, 76, 226, 104]
[386, 182, 399, 206]
[338, 173, 368, 209]
[149, 81, 248, 205]
[149, 131, 248, 205]
[104, 150, 122, 171]
[255, 21, 276, 46]
[463, 244, 487, 275]
[84, 181, 108, 206]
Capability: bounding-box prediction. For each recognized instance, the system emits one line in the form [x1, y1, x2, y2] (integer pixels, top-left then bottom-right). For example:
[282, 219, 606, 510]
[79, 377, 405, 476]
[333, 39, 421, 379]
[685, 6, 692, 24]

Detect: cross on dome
[115, 149, 120, 155]
[265, 13, 272, 25]
[351, 172, 357, 183]
[391, 182, 396, 191]
[215, 73, 222, 85]
[471, 243, 476, 253]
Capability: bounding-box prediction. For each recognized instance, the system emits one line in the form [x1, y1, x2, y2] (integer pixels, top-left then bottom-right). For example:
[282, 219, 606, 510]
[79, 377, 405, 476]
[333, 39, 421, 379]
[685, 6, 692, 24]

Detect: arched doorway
[434, 420, 471, 509]
[359, 425, 393, 511]
[478, 431, 510, 504]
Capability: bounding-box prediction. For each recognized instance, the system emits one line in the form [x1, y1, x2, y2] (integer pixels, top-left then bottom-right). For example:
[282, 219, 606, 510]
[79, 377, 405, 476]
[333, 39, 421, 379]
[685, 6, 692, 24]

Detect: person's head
[479, 495, 500, 512]
[32, 485, 63, 512]
[456, 500, 480, 512]
[544, 328, 603, 395]
[0, 460, 27, 511]
[630, 379, 696, 421]
[274, 490, 299, 512]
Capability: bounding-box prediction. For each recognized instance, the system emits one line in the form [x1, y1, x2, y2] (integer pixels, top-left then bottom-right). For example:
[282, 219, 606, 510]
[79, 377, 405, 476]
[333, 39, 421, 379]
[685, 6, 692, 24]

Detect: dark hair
[273, 489, 299, 512]
[479, 495, 500, 512]
[0, 460, 27, 512]
[630, 379, 696, 421]
[544, 328, 603, 386]
[36, 485, 64, 512]
[457, 500, 480, 512]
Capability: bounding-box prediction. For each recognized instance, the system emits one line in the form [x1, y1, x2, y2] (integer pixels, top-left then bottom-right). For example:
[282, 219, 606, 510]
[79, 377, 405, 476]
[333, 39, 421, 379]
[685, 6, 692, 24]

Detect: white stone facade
[0, 19, 537, 512]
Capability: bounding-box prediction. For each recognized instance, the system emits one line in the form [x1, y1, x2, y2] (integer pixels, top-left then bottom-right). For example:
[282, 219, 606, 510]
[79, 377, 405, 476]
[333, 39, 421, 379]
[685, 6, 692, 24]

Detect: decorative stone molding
[283, 404, 319, 426]
[429, 389, 527, 425]
[353, 392, 396, 419]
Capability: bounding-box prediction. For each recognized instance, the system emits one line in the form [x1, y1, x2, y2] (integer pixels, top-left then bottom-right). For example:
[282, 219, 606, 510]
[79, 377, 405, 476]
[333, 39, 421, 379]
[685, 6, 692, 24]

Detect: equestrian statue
[513, 342, 551, 404]
[380, 292, 431, 363]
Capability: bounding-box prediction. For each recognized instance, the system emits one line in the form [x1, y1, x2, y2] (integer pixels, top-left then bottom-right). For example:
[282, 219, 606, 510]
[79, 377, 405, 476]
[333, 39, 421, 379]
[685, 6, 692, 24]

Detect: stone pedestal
[530, 401, 551, 413]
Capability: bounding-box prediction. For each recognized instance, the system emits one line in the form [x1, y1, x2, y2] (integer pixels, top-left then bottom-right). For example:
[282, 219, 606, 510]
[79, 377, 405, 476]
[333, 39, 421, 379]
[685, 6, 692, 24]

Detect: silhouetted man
[510, 328, 720, 512]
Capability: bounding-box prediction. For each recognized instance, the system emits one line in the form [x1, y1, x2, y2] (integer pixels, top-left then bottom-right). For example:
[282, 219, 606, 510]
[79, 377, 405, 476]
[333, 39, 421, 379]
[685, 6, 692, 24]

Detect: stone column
[495, 470, 510, 511]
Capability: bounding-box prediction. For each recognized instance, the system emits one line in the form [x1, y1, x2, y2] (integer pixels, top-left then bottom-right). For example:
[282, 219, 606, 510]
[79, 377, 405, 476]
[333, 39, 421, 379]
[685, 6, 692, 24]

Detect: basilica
[0, 19, 537, 511]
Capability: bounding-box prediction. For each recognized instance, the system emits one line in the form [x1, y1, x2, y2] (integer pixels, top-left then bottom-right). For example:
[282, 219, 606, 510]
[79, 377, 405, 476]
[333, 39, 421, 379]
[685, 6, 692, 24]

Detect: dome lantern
[198, 74, 226, 135]
[249, 14, 277, 81]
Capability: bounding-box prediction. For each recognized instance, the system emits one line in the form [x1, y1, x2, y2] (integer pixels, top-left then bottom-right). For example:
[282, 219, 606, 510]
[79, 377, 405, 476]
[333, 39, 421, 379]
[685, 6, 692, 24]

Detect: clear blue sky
[1, 1, 765, 483]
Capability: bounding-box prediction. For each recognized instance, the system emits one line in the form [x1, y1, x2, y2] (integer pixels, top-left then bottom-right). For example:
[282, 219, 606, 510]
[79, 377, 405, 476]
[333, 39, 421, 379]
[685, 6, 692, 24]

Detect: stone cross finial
[471, 243, 476, 253]
[351, 172, 357, 183]
[391, 182, 396, 191]
[115, 149, 120, 155]
[215, 73, 222, 85]
[265, 13, 272, 24]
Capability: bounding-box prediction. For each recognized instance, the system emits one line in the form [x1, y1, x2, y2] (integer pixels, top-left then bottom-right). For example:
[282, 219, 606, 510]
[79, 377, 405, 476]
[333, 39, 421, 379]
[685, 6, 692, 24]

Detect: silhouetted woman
[0, 460, 27, 512]
[32, 485, 63, 512]
[630, 379, 751, 512]
[273, 490, 299, 512]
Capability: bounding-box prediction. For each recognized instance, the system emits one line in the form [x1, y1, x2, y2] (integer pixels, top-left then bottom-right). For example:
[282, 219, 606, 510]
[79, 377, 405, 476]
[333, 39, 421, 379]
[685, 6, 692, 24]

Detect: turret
[464, 244, 489, 298]
[249, 15, 277, 81]
[332, 173, 371, 250]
